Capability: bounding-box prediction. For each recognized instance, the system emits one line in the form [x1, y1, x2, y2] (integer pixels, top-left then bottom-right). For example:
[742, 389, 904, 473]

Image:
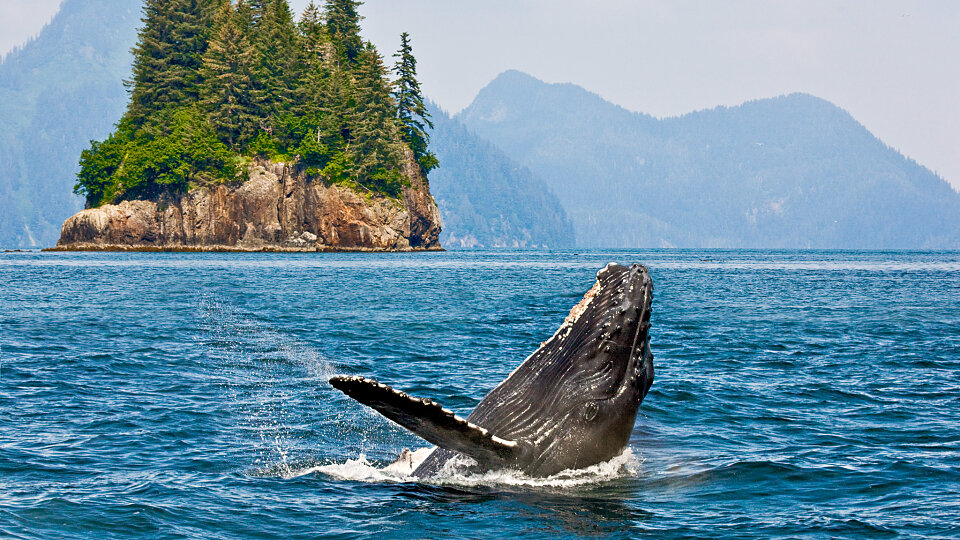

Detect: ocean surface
[1, 250, 959, 538]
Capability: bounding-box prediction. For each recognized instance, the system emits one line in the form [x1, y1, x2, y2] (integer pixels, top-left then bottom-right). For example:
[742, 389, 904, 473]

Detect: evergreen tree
[294, 2, 329, 115]
[238, 0, 300, 139]
[200, 1, 262, 147]
[392, 32, 437, 174]
[247, 0, 269, 27]
[348, 46, 402, 192]
[325, 0, 363, 64]
[294, 2, 346, 155]
[126, 0, 214, 127]
[298, 2, 326, 49]
[320, 67, 352, 150]
[234, 0, 256, 29]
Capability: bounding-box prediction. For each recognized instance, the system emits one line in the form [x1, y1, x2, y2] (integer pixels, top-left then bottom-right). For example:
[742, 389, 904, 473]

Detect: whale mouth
[629, 269, 655, 399]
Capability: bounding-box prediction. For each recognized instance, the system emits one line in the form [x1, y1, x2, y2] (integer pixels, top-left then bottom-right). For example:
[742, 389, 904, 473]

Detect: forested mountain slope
[460, 70, 960, 248]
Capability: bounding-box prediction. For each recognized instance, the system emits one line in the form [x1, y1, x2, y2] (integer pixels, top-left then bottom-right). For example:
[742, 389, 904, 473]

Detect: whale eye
[583, 401, 599, 422]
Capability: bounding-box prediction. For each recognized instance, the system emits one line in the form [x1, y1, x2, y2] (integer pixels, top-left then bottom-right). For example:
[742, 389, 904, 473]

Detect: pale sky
[3, 0, 959, 190]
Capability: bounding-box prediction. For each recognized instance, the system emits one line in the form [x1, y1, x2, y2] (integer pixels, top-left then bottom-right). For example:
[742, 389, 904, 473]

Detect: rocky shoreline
[44, 244, 443, 253]
[51, 155, 442, 253]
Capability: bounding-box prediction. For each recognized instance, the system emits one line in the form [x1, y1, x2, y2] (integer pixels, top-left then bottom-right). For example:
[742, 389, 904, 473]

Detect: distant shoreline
[42, 244, 445, 253]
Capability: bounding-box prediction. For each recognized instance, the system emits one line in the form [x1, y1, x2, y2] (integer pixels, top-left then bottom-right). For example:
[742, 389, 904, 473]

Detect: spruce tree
[296, 2, 347, 151]
[247, 0, 269, 27]
[250, 0, 300, 127]
[126, 0, 214, 127]
[200, 1, 262, 147]
[325, 0, 363, 64]
[295, 2, 328, 115]
[234, 0, 256, 29]
[392, 32, 437, 174]
[321, 67, 352, 151]
[298, 2, 326, 48]
[349, 46, 402, 191]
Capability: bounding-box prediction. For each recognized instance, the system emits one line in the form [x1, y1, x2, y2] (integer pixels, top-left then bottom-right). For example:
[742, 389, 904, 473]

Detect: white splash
[198, 294, 341, 472]
[313, 448, 641, 489]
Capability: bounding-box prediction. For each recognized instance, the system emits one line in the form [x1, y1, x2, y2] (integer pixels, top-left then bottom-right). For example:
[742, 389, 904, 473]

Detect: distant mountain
[0, 0, 141, 248]
[459, 70, 960, 248]
[427, 103, 574, 248]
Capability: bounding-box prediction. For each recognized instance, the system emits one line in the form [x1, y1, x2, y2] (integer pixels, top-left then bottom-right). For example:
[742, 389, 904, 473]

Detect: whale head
[466, 263, 655, 476]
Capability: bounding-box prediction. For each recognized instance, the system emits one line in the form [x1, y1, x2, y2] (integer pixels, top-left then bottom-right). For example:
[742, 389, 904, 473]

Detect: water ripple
[1, 250, 959, 538]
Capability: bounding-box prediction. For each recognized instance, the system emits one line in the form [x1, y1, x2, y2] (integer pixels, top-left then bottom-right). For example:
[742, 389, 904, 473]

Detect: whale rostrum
[330, 263, 654, 478]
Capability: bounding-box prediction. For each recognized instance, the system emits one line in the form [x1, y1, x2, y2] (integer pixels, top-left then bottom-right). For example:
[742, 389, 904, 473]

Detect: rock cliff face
[53, 155, 442, 252]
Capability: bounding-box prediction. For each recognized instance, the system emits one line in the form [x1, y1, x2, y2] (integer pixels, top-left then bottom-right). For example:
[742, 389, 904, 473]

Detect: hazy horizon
[3, 0, 958, 191]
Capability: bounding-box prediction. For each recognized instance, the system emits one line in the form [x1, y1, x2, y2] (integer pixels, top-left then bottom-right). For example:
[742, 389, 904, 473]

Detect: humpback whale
[330, 263, 654, 478]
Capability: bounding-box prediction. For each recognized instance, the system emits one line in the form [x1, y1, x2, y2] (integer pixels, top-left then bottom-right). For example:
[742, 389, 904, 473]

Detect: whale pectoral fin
[330, 375, 520, 465]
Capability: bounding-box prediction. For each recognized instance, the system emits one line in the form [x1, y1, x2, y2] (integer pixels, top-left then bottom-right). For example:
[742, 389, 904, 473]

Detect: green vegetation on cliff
[74, 0, 435, 207]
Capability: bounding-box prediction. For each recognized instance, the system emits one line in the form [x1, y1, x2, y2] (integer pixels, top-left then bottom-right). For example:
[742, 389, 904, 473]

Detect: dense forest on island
[74, 0, 437, 208]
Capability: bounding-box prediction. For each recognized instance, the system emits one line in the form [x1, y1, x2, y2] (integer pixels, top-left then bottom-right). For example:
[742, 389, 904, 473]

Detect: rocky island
[53, 156, 440, 252]
[51, 0, 441, 252]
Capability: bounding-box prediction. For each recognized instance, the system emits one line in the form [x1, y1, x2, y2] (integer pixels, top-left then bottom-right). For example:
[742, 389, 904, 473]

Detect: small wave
[315, 454, 415, 483]
[314, 448, 641, 489]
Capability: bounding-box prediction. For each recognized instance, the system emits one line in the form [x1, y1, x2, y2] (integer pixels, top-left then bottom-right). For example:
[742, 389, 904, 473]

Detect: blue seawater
[1, 250, 959, 538]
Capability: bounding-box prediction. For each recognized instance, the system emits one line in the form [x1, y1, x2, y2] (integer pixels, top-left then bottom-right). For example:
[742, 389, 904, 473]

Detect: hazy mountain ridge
[459, 70, 960, 248]
[427, 103, 574, 248]
[0, 0, 141, 247]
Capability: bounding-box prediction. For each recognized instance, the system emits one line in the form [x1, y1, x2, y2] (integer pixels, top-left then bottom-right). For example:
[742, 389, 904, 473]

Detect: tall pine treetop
[125, 0, 217, 127]
[325, 0, 363, 64]
[199, 1, 262, 147]
[393, 32, 437, 174]
[299, 2, 327, 48]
